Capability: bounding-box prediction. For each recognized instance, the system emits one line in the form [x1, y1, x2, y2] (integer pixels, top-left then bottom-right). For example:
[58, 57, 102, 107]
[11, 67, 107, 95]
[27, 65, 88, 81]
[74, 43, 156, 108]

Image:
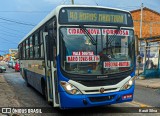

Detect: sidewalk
[0, 76, 21, 107]
[135, 78, 160, 89]
[135, 69, 160, 89]
[0, 75, 21, 116]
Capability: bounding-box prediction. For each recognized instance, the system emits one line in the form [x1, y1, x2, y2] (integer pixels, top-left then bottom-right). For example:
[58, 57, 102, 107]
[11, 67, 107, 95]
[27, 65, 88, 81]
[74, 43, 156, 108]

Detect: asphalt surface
[134, 85, 160, 107]
[0, 63, 160, 115]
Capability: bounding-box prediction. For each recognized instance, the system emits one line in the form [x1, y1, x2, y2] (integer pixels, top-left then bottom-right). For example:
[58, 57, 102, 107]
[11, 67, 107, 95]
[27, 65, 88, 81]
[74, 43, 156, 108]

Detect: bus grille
[85, 88, 117, 93]
[77, 78, 123, 87]
[89, 95, 115, 102]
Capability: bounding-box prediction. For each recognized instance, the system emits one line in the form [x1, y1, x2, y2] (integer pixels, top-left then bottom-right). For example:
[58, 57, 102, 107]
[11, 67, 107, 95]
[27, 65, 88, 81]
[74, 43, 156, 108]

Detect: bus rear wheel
[0, 69, 3, 73]
[24, 71, 30, 87]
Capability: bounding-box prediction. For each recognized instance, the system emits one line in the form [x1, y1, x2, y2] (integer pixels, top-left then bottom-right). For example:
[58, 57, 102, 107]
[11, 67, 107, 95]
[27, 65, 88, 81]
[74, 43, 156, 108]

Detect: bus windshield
[60, 27, 135, 75]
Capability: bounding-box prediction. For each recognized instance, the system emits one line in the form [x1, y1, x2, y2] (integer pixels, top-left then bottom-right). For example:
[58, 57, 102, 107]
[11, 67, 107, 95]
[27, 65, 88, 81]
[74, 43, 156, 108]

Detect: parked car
[15, 61, 20, 72]
[7, 61, 15, 69]
[7, 61, 12, 68]
[0, 66, 6, 73]
[11, 62, 16, 69]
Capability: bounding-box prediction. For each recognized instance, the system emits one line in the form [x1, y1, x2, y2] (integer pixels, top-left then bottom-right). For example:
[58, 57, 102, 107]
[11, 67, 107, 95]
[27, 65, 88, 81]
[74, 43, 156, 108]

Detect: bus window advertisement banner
[66, 51, 100, 62]
[67, 28, 129, 36]
[104, 61, 130, 68]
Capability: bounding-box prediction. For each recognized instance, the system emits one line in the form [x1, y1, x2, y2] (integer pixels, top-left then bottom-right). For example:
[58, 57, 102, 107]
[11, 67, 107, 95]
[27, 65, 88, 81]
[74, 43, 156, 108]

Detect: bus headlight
[120, 77, 135, 90]
[60, 81, 82, 95]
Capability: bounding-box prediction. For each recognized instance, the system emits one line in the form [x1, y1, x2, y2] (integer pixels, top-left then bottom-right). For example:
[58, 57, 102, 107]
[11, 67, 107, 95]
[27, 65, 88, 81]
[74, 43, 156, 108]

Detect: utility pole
[140, 3, 143, 38]
[140, 3, 146, 73]
[71, 0, 74, 5]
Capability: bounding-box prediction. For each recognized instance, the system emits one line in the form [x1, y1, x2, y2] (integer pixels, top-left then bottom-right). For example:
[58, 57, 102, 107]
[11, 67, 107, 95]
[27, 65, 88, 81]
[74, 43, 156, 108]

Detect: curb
[135, 81, 160, 89]
[0, 75, 6, 83]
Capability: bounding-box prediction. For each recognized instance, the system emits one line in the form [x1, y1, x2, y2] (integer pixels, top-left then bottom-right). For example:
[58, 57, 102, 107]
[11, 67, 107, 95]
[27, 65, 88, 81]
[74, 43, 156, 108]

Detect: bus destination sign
[68, 11, 124, 23]
[59, 8, 131, 25]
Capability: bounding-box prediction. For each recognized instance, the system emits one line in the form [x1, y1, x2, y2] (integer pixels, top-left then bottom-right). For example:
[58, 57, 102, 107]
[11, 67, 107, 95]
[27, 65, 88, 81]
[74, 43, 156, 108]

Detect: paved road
[134, 85, 160, 107]
[0, 63, 160, 115]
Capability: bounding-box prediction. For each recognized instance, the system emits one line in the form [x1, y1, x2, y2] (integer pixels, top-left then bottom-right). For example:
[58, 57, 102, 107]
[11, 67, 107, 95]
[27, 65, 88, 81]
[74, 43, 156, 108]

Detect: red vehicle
[15, 62, 20, 72]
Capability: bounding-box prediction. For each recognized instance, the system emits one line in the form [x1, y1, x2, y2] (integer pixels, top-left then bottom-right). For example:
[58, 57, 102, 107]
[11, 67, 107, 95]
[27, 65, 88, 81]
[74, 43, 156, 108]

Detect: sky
[0, 0, 160, 55]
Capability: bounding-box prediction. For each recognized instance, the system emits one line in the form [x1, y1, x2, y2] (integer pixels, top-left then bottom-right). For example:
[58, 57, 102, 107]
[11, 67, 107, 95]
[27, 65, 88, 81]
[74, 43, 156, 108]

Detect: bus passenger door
[43, 32, 59, 107]
[43, 32, 53, 103]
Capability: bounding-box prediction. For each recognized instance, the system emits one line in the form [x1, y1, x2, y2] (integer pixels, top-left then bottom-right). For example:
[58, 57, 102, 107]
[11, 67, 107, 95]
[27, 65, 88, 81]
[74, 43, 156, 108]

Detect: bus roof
[18, 5, 131, 44]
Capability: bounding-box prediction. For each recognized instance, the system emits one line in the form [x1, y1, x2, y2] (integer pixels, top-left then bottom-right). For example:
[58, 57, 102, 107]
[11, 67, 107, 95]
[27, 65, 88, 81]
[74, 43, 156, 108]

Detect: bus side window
[47, 18, 57, 68]
[53, 19, 57, 67]
[34, 33, 40, 58]
[22, 42, 26, 59]
[40, 29, 44, 58]
[19, 44, 22, 60]
[26, 39, 29, 59]
[29, 36, 34, 59]
[45, 35, 50, 61]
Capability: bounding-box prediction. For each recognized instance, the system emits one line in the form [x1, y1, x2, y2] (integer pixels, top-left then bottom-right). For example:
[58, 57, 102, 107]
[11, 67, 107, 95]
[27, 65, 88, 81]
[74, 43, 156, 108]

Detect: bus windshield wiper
[107, 26, 121, 45]
[106, 26, 121, 55]
[106, 26, 120, 58]
[79, 25, 97, 45]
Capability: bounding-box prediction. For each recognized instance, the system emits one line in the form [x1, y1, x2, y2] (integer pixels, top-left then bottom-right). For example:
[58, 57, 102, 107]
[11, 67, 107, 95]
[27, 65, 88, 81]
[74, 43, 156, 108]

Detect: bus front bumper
[59, 85, 134, 109]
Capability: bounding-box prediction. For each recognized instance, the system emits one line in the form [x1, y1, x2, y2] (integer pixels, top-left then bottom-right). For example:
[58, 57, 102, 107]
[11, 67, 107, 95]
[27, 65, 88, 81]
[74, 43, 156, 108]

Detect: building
[131, 7, 160, 59]
[9, 49, 18, 60]
[0, 56, 3, 61]
[3, 54, 11, 62]
[131, 7, 160, 78]
[131, 7, 160, 38]
[9, 49, 18, 54]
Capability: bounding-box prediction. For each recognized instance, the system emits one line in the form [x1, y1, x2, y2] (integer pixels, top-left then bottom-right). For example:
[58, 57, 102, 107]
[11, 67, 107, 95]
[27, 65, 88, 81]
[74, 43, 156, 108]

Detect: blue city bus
[18, 5, 136, 109]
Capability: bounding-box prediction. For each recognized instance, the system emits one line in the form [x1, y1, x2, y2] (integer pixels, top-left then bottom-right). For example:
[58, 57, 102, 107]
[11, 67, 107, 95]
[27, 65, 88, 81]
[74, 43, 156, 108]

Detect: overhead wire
[0, 36, 18, 44]
[0, 50, 8, 53]
[0, 15, 35, 55]
[0, 41, 17, 45]
[0, 9, 50, 55]
[0, 32, 21, 38]
[0, 29, 23, 37]
[0, 10, 49, 13]
[0, 24, 27, 34]
[0, 16, 36, 26]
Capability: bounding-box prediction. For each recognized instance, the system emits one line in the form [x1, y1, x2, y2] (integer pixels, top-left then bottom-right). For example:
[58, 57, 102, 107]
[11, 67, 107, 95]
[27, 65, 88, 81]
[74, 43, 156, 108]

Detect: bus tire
[41, 79, 46, 99]
[0, 69, 3, 73]
[24, 71, 30, 87]
[26, 81, 31, 87]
